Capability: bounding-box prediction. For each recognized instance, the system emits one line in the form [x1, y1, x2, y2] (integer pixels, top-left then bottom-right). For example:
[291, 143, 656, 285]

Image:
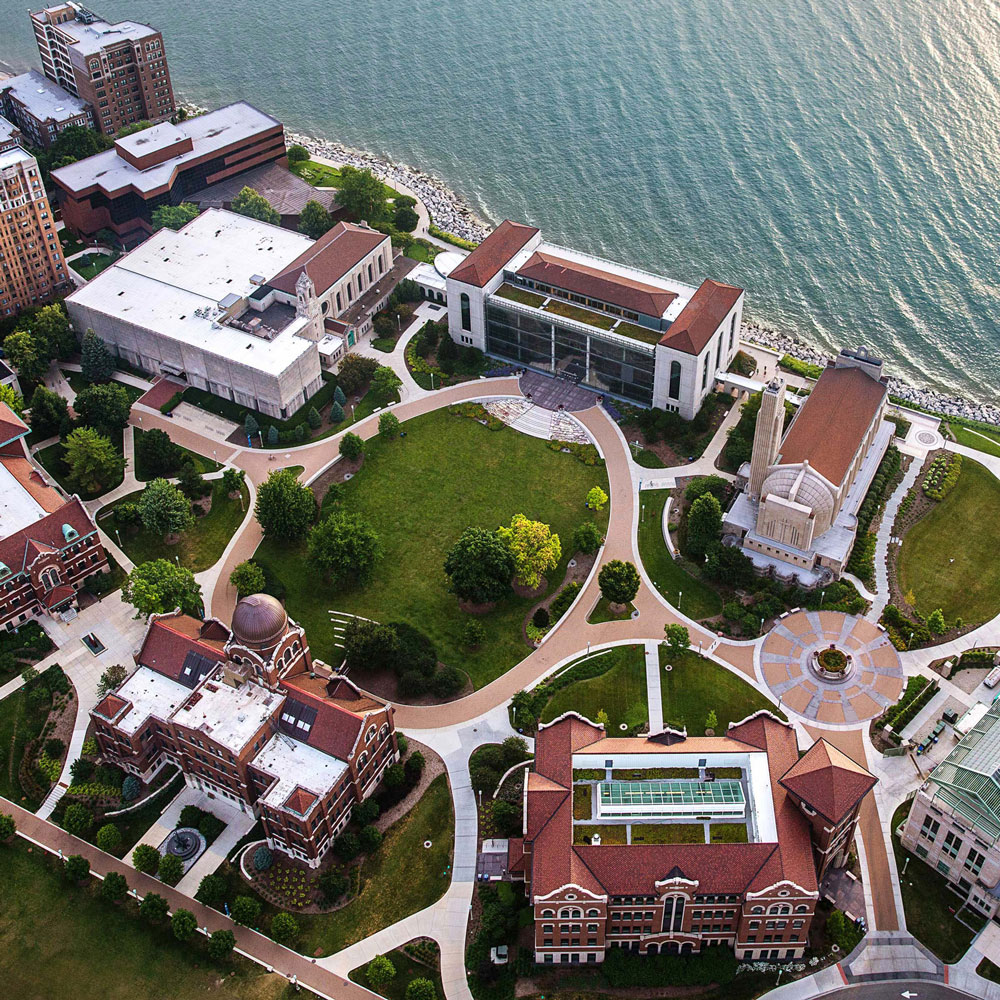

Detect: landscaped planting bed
[572, 824, 627, 845]
[631, 823, 704, 844]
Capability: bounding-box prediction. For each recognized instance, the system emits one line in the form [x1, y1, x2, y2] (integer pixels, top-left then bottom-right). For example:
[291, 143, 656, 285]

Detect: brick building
[0, 70, 95, 149]
[1, 144, 71, 317]
[0, 402, 109, 627]
[29, 3, 175, 136]
[510, 712, 875, 964]
[91, 594, 399, 867]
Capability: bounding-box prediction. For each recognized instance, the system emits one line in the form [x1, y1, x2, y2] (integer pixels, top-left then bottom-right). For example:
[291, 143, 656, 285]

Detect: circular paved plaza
[760, 610, 904, 724]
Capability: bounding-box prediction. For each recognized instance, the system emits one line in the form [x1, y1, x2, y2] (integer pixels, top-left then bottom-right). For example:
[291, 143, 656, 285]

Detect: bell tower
[295, 271, 323, 342]
[748, 377, 786, 500]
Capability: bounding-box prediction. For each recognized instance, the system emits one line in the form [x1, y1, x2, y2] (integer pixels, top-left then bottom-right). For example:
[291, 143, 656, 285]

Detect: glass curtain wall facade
[485, 301, 656, 405]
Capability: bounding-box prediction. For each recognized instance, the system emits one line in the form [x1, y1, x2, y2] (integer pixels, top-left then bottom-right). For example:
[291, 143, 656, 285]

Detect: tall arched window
[729, 313, 736, 352]
[702, 354, 711, 389]
[40, 567, 60, 591]
[716, 335, 723, 372]
[669, 360, 681, 400]
[460, 293, 471, 332]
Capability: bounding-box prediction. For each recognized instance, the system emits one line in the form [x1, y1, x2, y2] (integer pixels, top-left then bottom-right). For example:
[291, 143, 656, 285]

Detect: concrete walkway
[872, 458, 922, 620]
[644, 640, 664, 731]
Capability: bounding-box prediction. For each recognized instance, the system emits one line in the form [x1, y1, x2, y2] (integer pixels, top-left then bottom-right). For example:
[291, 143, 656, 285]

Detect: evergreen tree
[244, 412, 259, 439]
[307, 405, 322, 428]
[687, 493, 723, 560]
[267, 424, 279, 445]
[334, 384, 347, 406]
[80, 329, 115, 382]
[329, 400, 345, 423]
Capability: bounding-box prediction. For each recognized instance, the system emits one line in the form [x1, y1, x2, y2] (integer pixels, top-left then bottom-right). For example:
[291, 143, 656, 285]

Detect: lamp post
[908, 631, 914, 650]
[678, 590, 682, 611]
[820, 588, 825, 608]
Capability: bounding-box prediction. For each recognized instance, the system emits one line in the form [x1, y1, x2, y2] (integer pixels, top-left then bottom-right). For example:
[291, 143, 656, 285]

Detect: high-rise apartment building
[30, 3, 175, 136]
[0, 145, 71, 317]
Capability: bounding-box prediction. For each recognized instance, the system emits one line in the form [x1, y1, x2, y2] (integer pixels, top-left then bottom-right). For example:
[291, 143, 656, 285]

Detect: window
[664, 896, 685, 932]
[965, 849, 986, 875]
[915, 844, 928, 859]
[669, 360, 681, 400]
[729, 313, 736, 352]
[936, 860, 951, 876]
[702, 354, 710, 389]
[460, 293, 471, 332]
[943, 832, 963, 859]
[716, 335, 723, 372]
[920, 815, 940, 842]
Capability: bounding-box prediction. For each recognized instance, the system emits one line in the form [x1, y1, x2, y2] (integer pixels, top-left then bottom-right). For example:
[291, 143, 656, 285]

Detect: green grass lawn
[298, 775, 454, 956]
[539, 646, 647, 734]
[898, 457, 1000, 622]
[403, 243, 437, 264]
[573, 824, 627, 845]
[891, 801, 982, 962]
[659, 648, 782, 734]
[587, 597, 635, 623]
[542, 298, 616, 330]
[62, 373, 145, 402]
[493, 283, 546, 308]
[256, 409, 609, 688]
[633, 447, 667, 468]
[573, 783, 592, 819]
[631, 823, 704, 844]
[349, 948, 443, 1000]
[132, 428, 222, 480]
[289, 159, 400, 199]
[637, 490, 723, 621]
[0, 840, 304, 1000]
[97, 481, 249, 573]
[35, 421, 134, 500]
[614, 321, 663, 346]
[69, 250, 120, 280]
[710, 822, 749, 843]
[0, 688, 50, 807]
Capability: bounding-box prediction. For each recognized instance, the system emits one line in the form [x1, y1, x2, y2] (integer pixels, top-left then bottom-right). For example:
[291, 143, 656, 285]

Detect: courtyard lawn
[255, 409, 609, 688]
[0, 840, 300, 1000]
[290, 159, 399, 199]
[631, 823, 704, 844]
[710, 823, 749, 844]
[539, 646, 648, 734]
[947, 423, 1000, 459]
[97, 481, 250, 573]
[573, 824, 627, 845]
[891, 801, 983, 962]
[573, 783, 592, 820]
[898, 457, 1000, 623]
[132, 428, 222, 480]
[587, 597, 636, 623]
[349, 948, 444, 1000]
[298, 775, 454, 956]
[69, 250, 120, 281]
[659, 648, 783, 734]
[637, 489, 723, 621]
[0, 688, 50, 807]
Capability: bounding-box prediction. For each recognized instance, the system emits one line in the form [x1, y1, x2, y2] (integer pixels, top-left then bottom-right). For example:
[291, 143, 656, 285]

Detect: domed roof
[760, 463, 837, 535]
[230, 593, 287, 649]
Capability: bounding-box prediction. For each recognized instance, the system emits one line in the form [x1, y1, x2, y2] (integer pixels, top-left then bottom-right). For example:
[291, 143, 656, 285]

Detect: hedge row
[546, 439, 604, 466]
[778, 354, 824, 379]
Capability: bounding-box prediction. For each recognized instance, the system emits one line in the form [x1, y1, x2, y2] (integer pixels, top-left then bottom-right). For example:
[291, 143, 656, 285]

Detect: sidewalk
[871, 459, 921, 619]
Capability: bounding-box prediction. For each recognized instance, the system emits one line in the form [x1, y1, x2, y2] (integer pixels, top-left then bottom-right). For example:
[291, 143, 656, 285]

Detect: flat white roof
[1, 70, 90, 123]
[0, 147, 34, 171]
[0, 461, 47, 538]
[66, 209, 316, 374]
[254, 732, 347, 811]
[115, 666, 188, 735]
[0, 117, 17, 143]
[411, 261, 446, 292]
[58, 17, 160, 55]
[172, 673, 276, 754]
[52, 102, 281, 194]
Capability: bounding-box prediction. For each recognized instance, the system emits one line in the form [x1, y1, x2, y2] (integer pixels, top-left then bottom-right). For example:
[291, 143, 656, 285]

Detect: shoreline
[180, 102, 999, 428]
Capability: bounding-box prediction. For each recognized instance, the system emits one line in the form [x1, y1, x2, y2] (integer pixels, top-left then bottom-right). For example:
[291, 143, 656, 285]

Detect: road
[822, 986, 978, 1000]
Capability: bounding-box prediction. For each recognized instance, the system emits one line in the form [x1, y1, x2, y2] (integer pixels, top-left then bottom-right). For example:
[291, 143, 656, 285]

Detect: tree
[97, 663, 129, 698]
[230, 560, 265, 597]
[463, 619, 486, 648]
[334, 384, 347, 406]
[255, 468, 316, 540]
[122, 559, 203, 619]
[308, 511, 383, 585]
[306, 405, 322, 429]
[42, 125, 112, 171]
[704, 543, 755, 588]
[343, 618, 400, 673]
[365, 954, 396, 989]
[663, 623, 690, 654]
[685, 475, 729, 503]
[598, 560, 640, 606]
[4, 329, 47, 386]
[219, 467, 243, 495]
[117, 120, 154, 137]
[337, 353, 379, 394]
[158, 852, 184, 886]
[252, 844, 273, 871]
[354, 798, 380, 826]
[371, 366, 402, 404]
[394, 204, 419, 232]
[207, 928, 236, 959]
[359, 824, 383, 853]
[62, 802, 93, 837]
[100, 870, 128, 902]
[335, 830, 361, 860]
[28, 303, 75, 359]
[595, 708, 610, 728]
[232, 895, 262, 926]
[0, 812, 17, 841]
[572, 520, 603, 554]
[231, 186, 280, 225]
[497, 514, 562, 590]
[138, 478, 193, 536]
[171, 908, 198, 941]
[687, 493, 723, 560]
[705, 709, 719, 733]
[406, 981, 437, 1000]
[63, 426, 124, 494]
[319, 869, 347, 903]
[490, 800, 520, 838]
[132, 843, 161, 874]
[64, 854, 90, 881]
[244, 413, 259, 440]
[287, 144, 310, 164]
[270, 911, 299, 944]
[378, 410, 400, 439]
[80, 329, 116, 382]
[151, 202, 199, 231]
[122, 775, 141, 801]
[196, 872, 227, 907]
[927, 608, 946, 634]
[267, 424, 279, 445]
[139, 891, 170, 922]
[444, 527, 515, 605]
[338, 166, 388, 223]
[135, 427, 182, 476]
[298, 199, 333, 239]
[340, 431, 363, 460]
[95, 823, 122, 853]
[586, 486, 608, 511]
[329, 400, 345, 424]
[178, 460, 208, 499]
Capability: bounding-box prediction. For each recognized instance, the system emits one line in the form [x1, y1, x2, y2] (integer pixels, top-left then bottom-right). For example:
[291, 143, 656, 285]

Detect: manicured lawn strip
[634, 447, 667, 468]
[948, 423, 1000, 458]
[573, 823, 627, 845]
[0, 687, 49, 806]
[97, 481, 250, 573]
[542, 298, 617, 330]
[891, 801, 981, 962]
[632, 823, 704, 844]
[349, 948, 443, 1000]
[898, 457, 1000, 622]
[0, 839, 297, 1000]
[69, 250, 120, 280]
[638, 489, 722, 620]
[403, 243, 437, 263]
[289, 159, 399, 199]
[710, 823, 749, 844]
[132, 428, 222, 480]
[614, 321, 662, 346]
[978, 958, 1000, 985]
[255, 409, 608, 688]
[659, 648, 783, 734]
[587, 597, 635, 623]
[62, 372, 145, 403]
[539, 645, 647, 734]
[298, 775, 454, 956]
[494, 283, 546, 308]
[573, 783, 592, 820]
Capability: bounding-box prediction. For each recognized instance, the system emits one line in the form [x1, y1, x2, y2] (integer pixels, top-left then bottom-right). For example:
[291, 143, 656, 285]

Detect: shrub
[179, 804, 204, 829]
[63, 802, 93, 837]
[318, 869, 347, 903]
[207, 928, 236, 959]
[491, 800, 521, 836]
[231, 895, 262, 927]
[366, 955, 396, 989]
[198, 812, 225, 843]
[121, 775, 141, 802]
[335, 831, 360, 860]
[353, 798, 380, 826]
[406, 978, 437, 1000]
[432, 665, 465, 698]
[270, 911, 299, 944]
[378, 410, 401, 439]
[139, 892, 169, 922]
[132, 843, 161, 874]
[463, 619, 486, 648]
[531, 606, 550, 629]
[171, 908, 198, 941]
[95, 823, 121, 853]
[69, 757, 95, 784]
[64, 854, 90, 881]
[359, 824, 383, 853]
[549, 581, 581, 621]
[340, 431, 364, 461]
[586, 486, 608, 510]
[254, 844, 274, 871]
[100, 870, 128, 902]
[157, 852, 184, 886]
[572, 520, 603, 554]
[195, 872, 227, 907]
[405, 750, 426, 783]
[383, 762, 406, 789]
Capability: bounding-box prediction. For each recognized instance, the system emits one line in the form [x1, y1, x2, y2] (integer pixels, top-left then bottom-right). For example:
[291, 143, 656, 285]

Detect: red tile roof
[1, 456, 63, 512]
[0, 402, 28, 447]
[0, 496, 99, 576]
[779, 739, 877, 823]
[42, 583, 75, 609]
[659, 278, 743, 355]
[449, 220, 539, 288]
[279, 679, 365, 761]
[268, 222, 387, 295]
[507, 837, 526, 874]
[135, 615, 227, 682]
[283, 786, 319, 815]
[777, 364, 888, 486]
[94, 692, 130, 721]
[517, 250, 678, 318]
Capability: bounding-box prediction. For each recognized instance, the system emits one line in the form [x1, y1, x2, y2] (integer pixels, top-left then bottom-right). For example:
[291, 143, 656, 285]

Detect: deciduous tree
[132, 843, 161, 874]
[308, 511, 383, 585]
[97, 663, 128, 698]
[64, 854, 90, 881]
[139, 892, 169, 922]
[298, 199, 333, 238]
[340, 431, 363, 460]
[378, 410, 400, 439]
[337, 166, 388, 223]
[336, 353, 378, 394]
[229, 560, 265, 597]
[444, 527, 515, 605]
[586, 486, 608, 510]
[100, 870, 128, 902]
[122, 559, 203, 619]
[343, 618, 400, 673]
[663, 623, 690, 654]
[598, 559, 640, 606]
[572, 520, 603, 554]
[157, 852, 184, 886]
[231, 186, 280, 225]
[286, 144, 310, 164]
[74, 382, 133, 435]
[28, 303, 75, 359]
[270, 911, 299, 943]
[151, 202, 199, 231]
[138, 478, 193, 536]
[371, 365, 402, 403]
[207, 928, 236, 959]
[62, 802, 93, 836]
[28, 384, 70, 439]
[4, 329, 47, 385]
[171, 908, 198, 940]
[365, 955, 396, 989]
[231, 895, 262, 927]
[64, 426, 124, 494]
[254, 468, 316, 539]
[497, 514, 561, 589]
[687, 493, 723, 560]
